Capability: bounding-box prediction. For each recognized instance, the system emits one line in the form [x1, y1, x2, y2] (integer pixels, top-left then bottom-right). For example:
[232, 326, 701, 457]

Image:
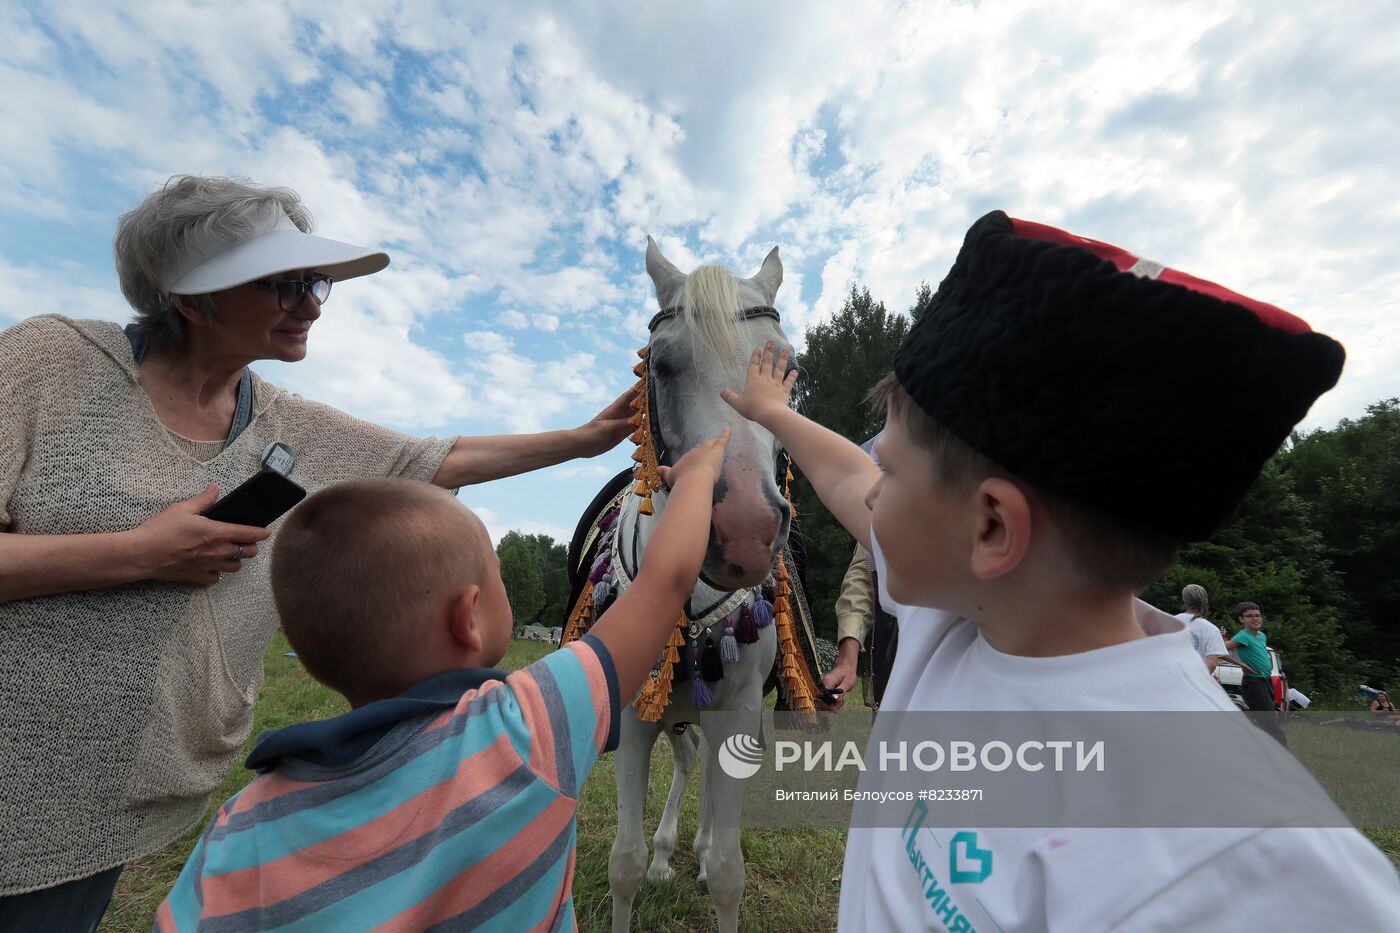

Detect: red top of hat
[1010, 217, 1310, 335]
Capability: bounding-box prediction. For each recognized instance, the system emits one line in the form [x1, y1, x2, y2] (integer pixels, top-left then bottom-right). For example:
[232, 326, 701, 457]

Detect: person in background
[1174, 583, 1229, 674]
[1226, 602, 1287, 745]
[822, 542, 900, 713]
[0, 175, 633, 931]
[821, 438, 897, 712]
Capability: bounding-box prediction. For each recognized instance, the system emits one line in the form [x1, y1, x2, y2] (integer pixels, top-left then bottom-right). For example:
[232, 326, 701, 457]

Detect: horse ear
[749, 246, 783, 304]
[645, 235, 687, 306]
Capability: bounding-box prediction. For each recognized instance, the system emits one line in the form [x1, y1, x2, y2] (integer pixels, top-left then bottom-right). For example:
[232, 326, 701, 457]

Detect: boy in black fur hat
[724, 211, 1400, 930]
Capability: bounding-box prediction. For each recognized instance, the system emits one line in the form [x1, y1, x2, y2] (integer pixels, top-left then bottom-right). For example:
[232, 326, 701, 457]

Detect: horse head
[643, 236, 792, 590]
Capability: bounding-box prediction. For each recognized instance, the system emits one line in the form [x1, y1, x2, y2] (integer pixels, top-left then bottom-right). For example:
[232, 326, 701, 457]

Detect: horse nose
[706, 497, 788, 589]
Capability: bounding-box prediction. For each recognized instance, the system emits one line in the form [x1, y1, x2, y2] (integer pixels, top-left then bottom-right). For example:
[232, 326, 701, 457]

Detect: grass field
[100, 637, 1400, 932]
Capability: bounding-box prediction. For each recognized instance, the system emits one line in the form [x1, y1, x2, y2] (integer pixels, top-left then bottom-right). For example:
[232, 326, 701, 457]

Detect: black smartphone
[202, 468, 306, 527]
[819, 686, 845, 705]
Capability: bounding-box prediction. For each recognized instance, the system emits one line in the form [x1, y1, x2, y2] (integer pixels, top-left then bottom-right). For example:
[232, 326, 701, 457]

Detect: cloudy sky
[3, 1, 1397, 543]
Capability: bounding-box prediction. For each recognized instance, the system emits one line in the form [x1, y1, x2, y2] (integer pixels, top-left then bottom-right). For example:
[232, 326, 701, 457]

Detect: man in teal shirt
[1228, 602, 1286, 745]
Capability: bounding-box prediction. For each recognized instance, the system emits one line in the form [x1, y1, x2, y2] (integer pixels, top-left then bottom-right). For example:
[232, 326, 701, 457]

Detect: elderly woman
[0, 175, 630, 929]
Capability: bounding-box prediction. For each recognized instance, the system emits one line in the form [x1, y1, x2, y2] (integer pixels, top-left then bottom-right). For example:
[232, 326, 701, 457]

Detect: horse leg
[700, 721, 751, 933]
[610, 708, 662, 933]
[693, 727, 713, 884]
[647, 724, 698, 883]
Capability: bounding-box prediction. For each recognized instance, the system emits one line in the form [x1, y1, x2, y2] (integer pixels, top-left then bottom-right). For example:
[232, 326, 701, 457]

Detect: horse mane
[680, 264, 744, 370]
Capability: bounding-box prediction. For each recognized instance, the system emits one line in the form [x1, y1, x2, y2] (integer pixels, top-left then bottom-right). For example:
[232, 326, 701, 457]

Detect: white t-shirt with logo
[1173, 611, 1228, 667]
[837, 534, 1400, 932]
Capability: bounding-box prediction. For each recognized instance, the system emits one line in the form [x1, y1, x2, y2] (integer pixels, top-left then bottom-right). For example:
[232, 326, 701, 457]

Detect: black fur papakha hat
[893, 210, 1345, 542]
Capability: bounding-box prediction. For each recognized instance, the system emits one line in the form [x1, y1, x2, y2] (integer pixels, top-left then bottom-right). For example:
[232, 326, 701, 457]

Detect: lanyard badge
[261, 442, 296, 477]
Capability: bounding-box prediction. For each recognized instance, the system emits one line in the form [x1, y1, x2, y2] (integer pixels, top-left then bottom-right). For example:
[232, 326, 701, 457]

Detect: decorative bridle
[641, 305, 789, 481]
[560, 304, 819, 721]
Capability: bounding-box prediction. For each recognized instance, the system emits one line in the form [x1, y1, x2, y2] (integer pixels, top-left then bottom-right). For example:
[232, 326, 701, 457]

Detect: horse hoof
[646, 864, 675, 884]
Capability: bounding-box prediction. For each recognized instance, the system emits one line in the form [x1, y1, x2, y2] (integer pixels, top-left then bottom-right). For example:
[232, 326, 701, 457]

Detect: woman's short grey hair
[1181, 584, 1209, 616]
[113, 175, 314, 344]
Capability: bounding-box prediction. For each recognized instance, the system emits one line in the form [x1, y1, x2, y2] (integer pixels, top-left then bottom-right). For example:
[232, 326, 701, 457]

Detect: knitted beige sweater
[0, 315, 455, 894]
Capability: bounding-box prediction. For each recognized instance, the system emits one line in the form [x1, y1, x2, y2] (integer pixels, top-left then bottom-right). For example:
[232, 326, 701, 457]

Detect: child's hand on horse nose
[720, 341, 797, 421]
[656, 427, 730, 489]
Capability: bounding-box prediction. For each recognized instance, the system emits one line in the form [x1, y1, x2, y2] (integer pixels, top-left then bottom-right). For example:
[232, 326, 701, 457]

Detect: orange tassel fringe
[634, 615, 688, 721]
[773, 556, 820, 713]
[562, 579, 594, 646]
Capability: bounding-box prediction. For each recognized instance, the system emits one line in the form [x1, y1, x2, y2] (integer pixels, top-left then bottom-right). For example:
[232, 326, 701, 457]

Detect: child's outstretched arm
[722, 341, 878, 550]
[589, 428, 730, 702]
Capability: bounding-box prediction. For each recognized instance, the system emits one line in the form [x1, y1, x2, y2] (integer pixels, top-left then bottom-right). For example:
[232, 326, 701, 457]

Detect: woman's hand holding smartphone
[129, 469, 302, 586]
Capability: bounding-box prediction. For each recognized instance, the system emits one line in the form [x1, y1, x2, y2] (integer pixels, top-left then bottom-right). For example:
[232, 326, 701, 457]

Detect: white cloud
[0, 258, 124, 326]
[498, 265, 628, 315]
[545, 462, 617, 480]
[466, 343, 617, 433]
[331, 79, 389, 128]
[466, 504, 572, 547]
[255, 303, 473, 430]
[1, 0, 1396, 443]
[464, 329, 512, 353]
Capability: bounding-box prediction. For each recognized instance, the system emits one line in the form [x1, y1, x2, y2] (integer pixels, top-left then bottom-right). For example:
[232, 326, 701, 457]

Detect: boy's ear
[969, 478, 1031, 579]
[447, 585, 484, 655]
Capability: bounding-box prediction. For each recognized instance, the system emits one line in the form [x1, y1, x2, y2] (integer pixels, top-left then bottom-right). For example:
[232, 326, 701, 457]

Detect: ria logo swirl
[717, 733, 765, 779]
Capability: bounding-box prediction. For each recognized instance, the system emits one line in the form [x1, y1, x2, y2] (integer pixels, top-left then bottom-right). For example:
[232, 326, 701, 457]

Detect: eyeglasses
[253, 275, 333, 312]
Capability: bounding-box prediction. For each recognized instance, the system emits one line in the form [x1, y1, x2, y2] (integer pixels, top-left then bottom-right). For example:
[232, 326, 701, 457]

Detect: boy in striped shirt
[158, 429, 731, 932]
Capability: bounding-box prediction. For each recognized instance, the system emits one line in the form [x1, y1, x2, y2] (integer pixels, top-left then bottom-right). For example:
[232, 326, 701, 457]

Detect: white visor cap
[160, 212, 389, 295]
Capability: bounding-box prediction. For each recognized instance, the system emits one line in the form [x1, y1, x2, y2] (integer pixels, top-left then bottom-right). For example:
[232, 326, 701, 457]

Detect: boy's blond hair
[871, 373, 1180, 592]
[270, 479, 488, 698]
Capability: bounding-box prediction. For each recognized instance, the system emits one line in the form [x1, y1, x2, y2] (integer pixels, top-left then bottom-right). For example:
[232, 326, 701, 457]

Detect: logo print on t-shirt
[949, 831, 993, 884]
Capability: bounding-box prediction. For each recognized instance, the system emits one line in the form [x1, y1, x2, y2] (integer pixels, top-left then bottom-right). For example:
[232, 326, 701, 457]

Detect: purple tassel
[691, 677, 714, 709]
[735, 604, 758, 644]
[588, 551, 611, 584]
[721, 612, 740, 662]
[752, 598, 774, 629]
[592, 578, 613, 608]
[598, 506, 619, 532]
[689, 641, 712, 707]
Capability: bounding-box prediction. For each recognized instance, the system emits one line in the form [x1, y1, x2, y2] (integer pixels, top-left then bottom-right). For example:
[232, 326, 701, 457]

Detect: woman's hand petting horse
[574, 389, 637, 457]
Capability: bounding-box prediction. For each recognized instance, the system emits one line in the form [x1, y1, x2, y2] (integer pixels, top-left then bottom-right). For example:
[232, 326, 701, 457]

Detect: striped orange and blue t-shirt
[156, 634, 619, 932]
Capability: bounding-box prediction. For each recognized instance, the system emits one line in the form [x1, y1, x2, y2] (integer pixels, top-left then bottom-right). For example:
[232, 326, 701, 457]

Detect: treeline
[496, 531, 570, 632]
[497, 284, 1398, 701]
[1141, 398, 1400, 698]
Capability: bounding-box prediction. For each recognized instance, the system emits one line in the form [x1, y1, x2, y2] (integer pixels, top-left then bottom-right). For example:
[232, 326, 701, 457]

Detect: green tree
[497, 531, 544, 631]
[1142, 457, 1356, 696]
[528, 534, 571, 628]
[1283, 399, 1400, 685]
[909, 280, 934, 322]
[792, 285, 916, 638]
[496, 531, 571, 630]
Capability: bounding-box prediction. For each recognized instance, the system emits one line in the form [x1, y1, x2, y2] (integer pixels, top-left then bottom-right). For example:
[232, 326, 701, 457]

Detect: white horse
[604, 238, 793, 933]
